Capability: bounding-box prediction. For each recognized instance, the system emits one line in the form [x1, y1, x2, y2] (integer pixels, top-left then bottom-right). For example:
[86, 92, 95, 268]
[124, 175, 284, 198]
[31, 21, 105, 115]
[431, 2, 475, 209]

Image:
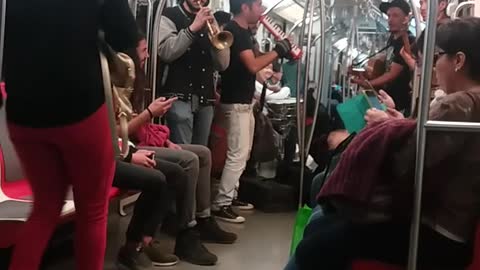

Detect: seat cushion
[2, 180, 32, 200]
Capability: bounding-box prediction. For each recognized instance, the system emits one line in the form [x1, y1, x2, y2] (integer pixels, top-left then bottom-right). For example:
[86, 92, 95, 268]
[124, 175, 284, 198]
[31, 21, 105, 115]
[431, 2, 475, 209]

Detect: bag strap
[259, 82, 268, 111]
[320, 132, 356, 187]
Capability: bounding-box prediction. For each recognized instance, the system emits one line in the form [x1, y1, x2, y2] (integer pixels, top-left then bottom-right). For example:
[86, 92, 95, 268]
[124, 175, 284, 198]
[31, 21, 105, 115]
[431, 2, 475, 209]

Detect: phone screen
[364, 90, 384, 110]
[352, 67, 365, 72]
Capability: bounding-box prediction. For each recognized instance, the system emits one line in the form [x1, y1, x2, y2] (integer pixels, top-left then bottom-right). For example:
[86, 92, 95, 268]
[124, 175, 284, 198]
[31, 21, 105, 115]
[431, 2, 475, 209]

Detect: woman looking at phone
[122, 35, 237, 266]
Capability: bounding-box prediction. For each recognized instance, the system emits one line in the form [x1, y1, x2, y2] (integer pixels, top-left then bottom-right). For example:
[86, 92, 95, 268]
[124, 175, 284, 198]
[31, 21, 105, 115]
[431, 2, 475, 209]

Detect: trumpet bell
[211, 31, 234, 50]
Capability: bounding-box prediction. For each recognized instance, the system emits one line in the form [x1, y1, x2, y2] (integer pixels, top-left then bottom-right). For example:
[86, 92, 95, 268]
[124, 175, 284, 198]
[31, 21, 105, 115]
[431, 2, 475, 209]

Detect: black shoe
[174, 229, 218, 266]
[117, 246, 153, 270]
[196, 217, 237, 244]
[212, 205, 246, 224]
[143, 240, 179, 267]
[232, 199, 255, 210]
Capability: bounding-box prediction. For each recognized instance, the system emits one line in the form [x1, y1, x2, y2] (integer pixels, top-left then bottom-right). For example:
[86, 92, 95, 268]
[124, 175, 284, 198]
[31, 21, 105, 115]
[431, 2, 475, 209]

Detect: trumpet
[197, 1, 233, 50]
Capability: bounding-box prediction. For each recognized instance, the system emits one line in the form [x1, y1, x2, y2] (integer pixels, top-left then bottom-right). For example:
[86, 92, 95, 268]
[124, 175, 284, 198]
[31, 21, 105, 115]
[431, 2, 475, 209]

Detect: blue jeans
[166, 98, 214, 146]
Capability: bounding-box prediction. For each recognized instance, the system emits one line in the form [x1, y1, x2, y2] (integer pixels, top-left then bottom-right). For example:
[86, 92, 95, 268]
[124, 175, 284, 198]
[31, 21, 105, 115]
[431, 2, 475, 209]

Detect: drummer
[254, 62, 291, 101]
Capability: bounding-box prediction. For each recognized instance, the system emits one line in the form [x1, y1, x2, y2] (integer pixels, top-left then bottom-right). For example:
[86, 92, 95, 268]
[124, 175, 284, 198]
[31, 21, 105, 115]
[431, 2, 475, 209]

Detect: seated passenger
[254, 63, 291, 101]
[114, 148, 187, 269]
[295, 18, 480, 270]
[125, 34, 237, 266]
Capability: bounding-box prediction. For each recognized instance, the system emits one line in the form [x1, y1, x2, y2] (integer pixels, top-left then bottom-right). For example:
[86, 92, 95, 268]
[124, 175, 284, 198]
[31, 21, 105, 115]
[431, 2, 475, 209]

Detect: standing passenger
[3, 0, 138, 269]
[158, 0, 230, 146]
[211, 0, 292, 223]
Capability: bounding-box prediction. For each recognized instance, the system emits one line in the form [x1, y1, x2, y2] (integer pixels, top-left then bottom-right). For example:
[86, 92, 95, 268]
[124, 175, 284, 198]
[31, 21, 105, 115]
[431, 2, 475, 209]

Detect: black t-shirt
[384, 32, 415, 111]
[220, 21, 255, 104]
[5, 0, 138, 128]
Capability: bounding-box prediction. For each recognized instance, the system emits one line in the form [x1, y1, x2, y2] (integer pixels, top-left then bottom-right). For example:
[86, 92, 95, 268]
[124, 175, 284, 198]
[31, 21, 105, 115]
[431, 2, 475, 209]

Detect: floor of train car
[2, 205, 294, 270]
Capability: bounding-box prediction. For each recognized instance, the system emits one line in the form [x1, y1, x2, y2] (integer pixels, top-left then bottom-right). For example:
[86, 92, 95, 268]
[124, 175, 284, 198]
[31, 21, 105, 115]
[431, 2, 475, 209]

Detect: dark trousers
[113, 159, 188, 242]
[295, 215, 473, 270]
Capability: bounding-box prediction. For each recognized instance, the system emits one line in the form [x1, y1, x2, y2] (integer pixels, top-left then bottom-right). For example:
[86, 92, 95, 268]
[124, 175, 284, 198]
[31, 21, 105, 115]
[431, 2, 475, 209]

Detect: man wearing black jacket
[158, 0, 229, 146]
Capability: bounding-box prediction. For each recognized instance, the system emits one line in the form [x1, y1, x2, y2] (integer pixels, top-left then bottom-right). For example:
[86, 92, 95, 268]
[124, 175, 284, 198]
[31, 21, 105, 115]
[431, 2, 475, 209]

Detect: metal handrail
[407, 0, 438, 269]
[149, 0, 168, 106]
[263, 0, 286, 16]
[295, 0, 310, 209]
[129, 0, 138, 18]
[453, 1, 475, 19]
[305, 0, 326, 159]
[424, 120, 480, 132]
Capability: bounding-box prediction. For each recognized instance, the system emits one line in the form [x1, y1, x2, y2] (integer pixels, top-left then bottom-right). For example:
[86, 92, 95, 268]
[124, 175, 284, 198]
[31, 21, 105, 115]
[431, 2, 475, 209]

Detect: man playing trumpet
[158, 0, 230, 146]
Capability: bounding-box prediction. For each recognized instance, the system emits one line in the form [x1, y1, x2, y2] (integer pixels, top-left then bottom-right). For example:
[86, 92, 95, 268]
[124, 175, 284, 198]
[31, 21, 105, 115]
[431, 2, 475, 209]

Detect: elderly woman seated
[293, 17, 480, 270]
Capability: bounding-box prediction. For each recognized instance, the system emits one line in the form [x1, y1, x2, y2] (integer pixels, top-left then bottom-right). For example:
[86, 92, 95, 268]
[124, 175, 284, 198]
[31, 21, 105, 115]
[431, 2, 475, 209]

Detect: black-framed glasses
[434, 51, 448, 63]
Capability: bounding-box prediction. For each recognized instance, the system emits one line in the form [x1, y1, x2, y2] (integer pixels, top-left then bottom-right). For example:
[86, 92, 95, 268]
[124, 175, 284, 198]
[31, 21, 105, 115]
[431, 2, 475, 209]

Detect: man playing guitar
[352, 0, 415, 113]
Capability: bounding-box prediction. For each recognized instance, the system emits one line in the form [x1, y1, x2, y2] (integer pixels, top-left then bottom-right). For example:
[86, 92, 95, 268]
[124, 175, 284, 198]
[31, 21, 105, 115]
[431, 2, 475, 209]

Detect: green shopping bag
[289, 205, 312, 255]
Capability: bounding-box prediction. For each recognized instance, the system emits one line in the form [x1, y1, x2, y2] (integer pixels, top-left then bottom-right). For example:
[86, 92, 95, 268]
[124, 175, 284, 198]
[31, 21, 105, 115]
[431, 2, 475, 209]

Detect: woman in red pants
[3, 0, 138, 269]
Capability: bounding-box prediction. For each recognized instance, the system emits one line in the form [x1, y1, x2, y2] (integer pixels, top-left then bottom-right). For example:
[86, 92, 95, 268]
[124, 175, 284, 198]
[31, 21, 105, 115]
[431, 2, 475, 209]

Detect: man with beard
[158, 0, 230, 146]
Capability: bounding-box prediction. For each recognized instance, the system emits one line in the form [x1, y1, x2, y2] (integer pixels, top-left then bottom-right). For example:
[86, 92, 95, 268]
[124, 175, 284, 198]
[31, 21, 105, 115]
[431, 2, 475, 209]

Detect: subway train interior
[1, 0, 480, 269]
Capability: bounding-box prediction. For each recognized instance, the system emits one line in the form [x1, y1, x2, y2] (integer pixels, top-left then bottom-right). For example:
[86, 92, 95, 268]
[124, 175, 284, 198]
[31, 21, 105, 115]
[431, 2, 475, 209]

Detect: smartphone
[363, 90, 384, 110]
[351, 67, 365, 73]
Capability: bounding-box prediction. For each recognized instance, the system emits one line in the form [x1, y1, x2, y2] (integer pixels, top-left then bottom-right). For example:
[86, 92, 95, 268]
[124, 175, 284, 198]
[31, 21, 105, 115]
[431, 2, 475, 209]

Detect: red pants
[7, 104, 115, 270]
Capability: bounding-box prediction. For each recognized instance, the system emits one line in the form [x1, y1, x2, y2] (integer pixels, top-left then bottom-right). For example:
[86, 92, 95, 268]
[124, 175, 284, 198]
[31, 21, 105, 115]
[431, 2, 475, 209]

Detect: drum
[266, 98, 297, 133]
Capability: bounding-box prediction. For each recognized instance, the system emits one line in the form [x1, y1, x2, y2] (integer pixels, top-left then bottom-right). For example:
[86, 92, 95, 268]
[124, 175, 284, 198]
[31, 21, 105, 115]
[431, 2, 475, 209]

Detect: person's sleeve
[101, 0, 139, 52]
[393, 94, 472, 182]
[211, 47, 230, 72]
[158, 16, 195, 63]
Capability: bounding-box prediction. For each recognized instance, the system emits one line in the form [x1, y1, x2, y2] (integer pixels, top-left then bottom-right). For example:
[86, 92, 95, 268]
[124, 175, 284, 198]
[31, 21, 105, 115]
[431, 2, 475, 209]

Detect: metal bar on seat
[119, 193, 141, 217]
[424, 120, 480, 132]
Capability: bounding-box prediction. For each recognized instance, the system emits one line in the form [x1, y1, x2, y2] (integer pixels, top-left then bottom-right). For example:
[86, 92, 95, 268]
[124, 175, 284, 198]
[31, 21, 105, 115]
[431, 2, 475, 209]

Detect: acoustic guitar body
[364, 53, 386, 81]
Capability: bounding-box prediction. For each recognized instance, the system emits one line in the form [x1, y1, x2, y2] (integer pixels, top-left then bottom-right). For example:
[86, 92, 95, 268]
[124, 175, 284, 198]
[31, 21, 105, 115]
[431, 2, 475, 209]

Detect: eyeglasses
[433, 51, 448, 63]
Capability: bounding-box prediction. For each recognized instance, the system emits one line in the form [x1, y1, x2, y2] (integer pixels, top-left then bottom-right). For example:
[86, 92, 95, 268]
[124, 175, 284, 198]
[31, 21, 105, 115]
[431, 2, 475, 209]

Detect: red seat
[352, 223, 480, 270]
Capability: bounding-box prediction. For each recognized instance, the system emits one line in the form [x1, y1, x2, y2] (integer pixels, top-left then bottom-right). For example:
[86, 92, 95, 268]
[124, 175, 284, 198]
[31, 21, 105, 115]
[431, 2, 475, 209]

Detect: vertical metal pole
[295, 0, 310, 209]
[407, 0, 437, 269]
[301, 0, 315, 154]
[305, 0, 326, 157]
[149, 0, 168, 104]
[129, 0, 139, 18]
[409, 0, 422, 36]
[144, 0, 153, 72]
[0, 0, 5, 81]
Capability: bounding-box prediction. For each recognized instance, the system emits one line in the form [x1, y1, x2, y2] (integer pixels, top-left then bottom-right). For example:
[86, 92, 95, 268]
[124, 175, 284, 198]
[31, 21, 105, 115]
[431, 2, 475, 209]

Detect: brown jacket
[393, 89, 480, 241]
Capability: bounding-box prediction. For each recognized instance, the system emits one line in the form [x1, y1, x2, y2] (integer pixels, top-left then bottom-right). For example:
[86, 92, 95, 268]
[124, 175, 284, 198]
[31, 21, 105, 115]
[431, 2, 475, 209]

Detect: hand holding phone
[363, 90, 385, 111]
[148, 96, 178, 117]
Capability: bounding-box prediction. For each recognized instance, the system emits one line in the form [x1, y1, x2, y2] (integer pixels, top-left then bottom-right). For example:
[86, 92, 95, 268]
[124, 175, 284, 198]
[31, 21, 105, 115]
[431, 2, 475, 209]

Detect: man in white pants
[211, 0, 292, 223]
